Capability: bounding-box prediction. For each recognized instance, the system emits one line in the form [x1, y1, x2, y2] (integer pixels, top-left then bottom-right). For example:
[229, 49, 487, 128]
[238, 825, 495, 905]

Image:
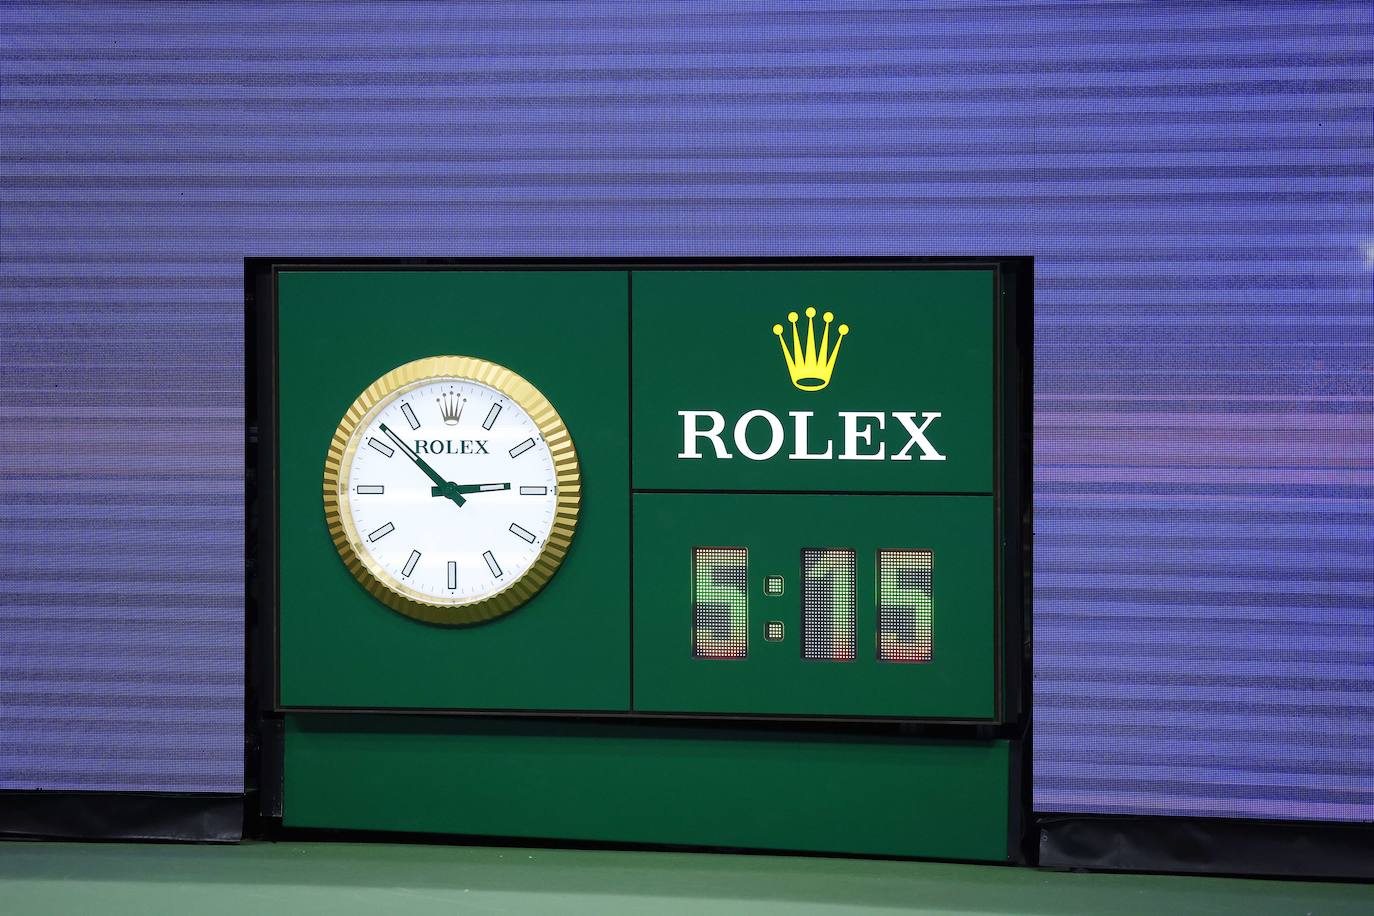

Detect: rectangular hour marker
[367, 438, 394, 458]
[447, 561, 458, 590]
[509, 438, 535, 459]
[483, 550, 502, 578]
[482, 403, 502, 430]
[519, 486, 547, 496]
[401, 550, 420, 577]
[355, 485, 385, 495]
[367, 522, 395, 543]
[509, 523, 536, 543]
[401, 403, 420, 430]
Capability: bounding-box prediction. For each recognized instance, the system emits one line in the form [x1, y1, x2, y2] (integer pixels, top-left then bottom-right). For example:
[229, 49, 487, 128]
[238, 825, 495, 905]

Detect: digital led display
[878, 550, 934, 664]
[801, 549, 857, 662]
[692, 547, 748, 660]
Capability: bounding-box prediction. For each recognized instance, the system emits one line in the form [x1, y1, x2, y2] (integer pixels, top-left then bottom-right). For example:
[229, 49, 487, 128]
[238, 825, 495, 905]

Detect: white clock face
[338, 377, 559, 605]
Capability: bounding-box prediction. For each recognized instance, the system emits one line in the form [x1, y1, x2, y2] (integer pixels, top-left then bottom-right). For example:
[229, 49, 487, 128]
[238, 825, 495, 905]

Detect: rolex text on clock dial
[324, 356, 580, 625]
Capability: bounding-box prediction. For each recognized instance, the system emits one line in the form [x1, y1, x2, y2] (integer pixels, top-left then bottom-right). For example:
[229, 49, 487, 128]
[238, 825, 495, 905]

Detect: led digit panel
[878, 549, 934, 663]
[801, 548, 857, 661]
[692, 547, 748, 659]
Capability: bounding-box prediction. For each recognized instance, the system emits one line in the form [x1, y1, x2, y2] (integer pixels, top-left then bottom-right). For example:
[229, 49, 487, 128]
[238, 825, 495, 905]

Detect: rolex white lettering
[787, 411, 833, 460]
[676, 408, 944, 463]
[839, 411, 886, 461]
[893, 411, 947, 461]
[733, 409, 785, 461]
[677, 410, 732, 459]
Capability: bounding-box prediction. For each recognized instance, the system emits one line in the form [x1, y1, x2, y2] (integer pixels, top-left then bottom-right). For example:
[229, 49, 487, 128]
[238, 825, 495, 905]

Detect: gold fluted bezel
[322, 355, 580, 626]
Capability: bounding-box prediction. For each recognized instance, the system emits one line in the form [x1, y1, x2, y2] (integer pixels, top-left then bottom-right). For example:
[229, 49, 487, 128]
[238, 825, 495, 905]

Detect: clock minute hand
[379, 423, 466, 507]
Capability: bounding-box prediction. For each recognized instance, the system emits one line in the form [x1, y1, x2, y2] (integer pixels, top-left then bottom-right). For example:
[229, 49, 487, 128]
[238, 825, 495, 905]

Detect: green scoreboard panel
[251, 258, 1030, 861]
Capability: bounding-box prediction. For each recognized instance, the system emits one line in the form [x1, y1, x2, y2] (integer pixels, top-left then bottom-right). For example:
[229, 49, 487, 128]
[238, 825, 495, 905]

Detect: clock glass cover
[323, 356, 579, 624]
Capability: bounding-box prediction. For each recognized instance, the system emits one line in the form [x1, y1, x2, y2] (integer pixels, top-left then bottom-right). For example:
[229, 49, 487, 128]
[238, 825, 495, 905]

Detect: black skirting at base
[1039, 814, 1374, 881]
[0, 792, 241, 843]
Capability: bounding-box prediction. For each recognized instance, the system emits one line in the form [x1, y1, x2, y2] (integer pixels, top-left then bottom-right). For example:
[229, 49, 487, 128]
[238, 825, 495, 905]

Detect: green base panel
[284, 715, 1014, 861]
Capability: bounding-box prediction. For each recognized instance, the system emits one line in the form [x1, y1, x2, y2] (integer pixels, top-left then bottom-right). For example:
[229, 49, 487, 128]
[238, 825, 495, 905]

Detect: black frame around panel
[246, 257, 1032, 726]
[244, 256, 1033, 861]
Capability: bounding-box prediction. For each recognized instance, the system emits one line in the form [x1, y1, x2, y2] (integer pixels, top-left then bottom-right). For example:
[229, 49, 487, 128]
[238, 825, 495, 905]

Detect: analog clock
[322, 355, 579, 625]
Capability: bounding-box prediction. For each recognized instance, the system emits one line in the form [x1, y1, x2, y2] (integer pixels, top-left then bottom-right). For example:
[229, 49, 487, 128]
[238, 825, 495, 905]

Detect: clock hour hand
[379, 423, 466, 507]
[430, 482, 511, 497]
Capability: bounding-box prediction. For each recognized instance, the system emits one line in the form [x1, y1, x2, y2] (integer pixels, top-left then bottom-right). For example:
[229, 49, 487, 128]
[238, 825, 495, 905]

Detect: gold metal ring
[321, 355, 580, 625]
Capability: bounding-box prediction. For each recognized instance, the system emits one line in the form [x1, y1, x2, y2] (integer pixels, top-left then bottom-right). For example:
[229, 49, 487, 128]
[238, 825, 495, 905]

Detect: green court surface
[1, 841, 1370, 915]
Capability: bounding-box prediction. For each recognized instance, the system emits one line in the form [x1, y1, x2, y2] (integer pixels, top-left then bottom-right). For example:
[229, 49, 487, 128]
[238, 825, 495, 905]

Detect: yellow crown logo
[771, 307, 849, 391]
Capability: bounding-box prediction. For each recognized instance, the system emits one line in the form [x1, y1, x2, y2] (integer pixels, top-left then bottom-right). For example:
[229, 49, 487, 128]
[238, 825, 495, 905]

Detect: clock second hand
[378, 423, 466, 507]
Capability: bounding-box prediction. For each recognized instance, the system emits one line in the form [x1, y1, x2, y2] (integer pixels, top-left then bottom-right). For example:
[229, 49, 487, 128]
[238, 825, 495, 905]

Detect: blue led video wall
[2, 1, 1370, 819]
